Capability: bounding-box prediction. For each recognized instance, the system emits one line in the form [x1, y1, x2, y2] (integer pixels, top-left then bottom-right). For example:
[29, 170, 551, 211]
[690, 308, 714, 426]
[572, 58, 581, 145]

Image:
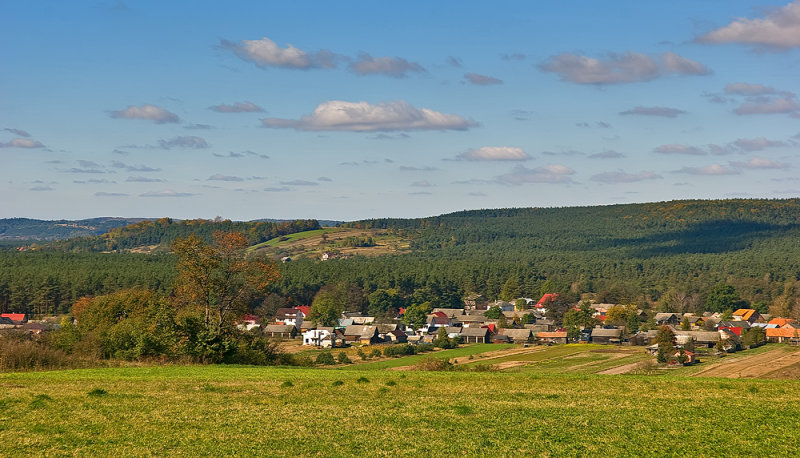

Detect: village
[224, 293, 800, 368]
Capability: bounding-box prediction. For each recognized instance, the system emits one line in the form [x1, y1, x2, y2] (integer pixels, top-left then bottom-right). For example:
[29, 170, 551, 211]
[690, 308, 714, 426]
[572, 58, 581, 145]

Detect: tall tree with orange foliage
[172, 231, 279, 339]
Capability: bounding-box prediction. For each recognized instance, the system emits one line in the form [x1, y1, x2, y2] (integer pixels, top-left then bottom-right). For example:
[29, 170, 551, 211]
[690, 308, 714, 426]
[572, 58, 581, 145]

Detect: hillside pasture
[249, 227, 411, 259]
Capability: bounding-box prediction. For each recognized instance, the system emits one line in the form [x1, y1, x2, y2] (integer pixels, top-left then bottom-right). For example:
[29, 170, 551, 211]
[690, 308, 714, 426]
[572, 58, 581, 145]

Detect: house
[768, 317, 795, 327]
[524, 324, 551, 333]
[344, 325, 380, 345]
[0, 313, 26, 325]
[499, 328, 533, 343]
[263, 324, 297, 338]
[22, 322, 53, 335]
[766, 327, 800, 344]
[280, 256, 292, 263]
[674, 350, 696, 365]
[674, 331, 721, 348]
[732, 309, 761, 324]
[237, 314, 261, 331]
[631, 330, 659, 346]
[274, 308, 304, 329]
[491, 334, 511, 344]
[321, 251, 336, 261]
[428, 316, 452, 328]
[590, 328, 623, 345]
[536, 293, 559, 310]
[654, 313, 680, 326]
[464, 294, 488, 309]
[489, 300, 514, 312]
[718, 320, 750, 336]
[444, 326, 463, 339]
[461, 327, 491, 343]
[385, 329, 408, 343]
[303, 327, 336, 346]
[537, 331, 568, 344]
[432, 308, 465, 318]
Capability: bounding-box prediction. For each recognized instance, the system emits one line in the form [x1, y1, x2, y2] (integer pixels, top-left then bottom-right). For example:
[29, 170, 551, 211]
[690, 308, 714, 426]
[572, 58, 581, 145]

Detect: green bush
[316, 352, 335, 365]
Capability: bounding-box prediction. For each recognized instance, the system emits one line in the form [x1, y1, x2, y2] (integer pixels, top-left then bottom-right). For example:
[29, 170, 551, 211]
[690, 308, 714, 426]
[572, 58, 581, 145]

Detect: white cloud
[126, 176, 164, 182]
[731, 157, 790, 169]
[111, 161, 161, 172]
[94, 192, 129, 197]
[159, 136, 209, 149]
[654, 144, 707, 155]
[459, 146, 530, 161]
[29, 185, 54, 191]
[733, 94, 799, 115]
[184, 123, 215, 130]
[222, 37, 339, 69]
[497, 164, 575, 184]
[538, 51, 710, 84]
[208, 174, 244, 182]
[262, 100, 476, 132]
[464, 72, 503, 85]
[280, 179, 318, 186]
[724, 82, 778, 95]
[410, 180, 434, 187]
[140, 189, 197, 197]
[620, 106, 686, 118]
[674, 164, 741, 175]
[210, 101, 264, 113]
[696, 1, 800, 50]
[589, 150, 625, 159]
[591, 171, 662, 183]
[0, 138, 44, 148]
[264, 186, 290, 192]
[732, 137, 785, 151]
[349, 54, 425, 77]
[110, 104, 179, 123]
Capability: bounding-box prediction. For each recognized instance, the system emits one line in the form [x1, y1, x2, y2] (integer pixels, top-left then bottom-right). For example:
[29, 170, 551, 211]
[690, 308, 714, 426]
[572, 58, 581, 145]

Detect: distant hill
[0, 217, 149, 241]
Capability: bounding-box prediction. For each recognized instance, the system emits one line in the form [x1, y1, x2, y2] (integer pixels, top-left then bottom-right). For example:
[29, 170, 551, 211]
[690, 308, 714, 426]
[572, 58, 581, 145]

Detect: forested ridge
[3, 199, 800, 318]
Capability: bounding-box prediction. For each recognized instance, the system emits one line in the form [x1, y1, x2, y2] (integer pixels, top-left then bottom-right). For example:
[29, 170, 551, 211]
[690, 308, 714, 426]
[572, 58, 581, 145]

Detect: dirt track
[692, 348, 800, 378]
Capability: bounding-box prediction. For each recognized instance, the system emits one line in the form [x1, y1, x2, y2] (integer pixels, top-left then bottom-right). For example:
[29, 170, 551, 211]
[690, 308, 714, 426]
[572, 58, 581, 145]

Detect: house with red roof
[536, 294, 559, 309]
[295, 305, 311, 317]
[0, 313, 26, 325]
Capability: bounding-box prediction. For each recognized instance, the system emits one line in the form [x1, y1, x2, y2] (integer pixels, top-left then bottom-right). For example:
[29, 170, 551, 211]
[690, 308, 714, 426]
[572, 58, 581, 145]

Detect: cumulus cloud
[459, 146, 530, 161]
[280, 179, 318, 186]
[538, 51, 711, 84]
[733, 137, 785, 151]
[109, 104, 179, 123]
[654, 144, 707, 155]
[349, 53, 425, 77]
[590, 171, 662, 183]
[262, 100, 476, 132]
[0, 138, 44, 148]
[620, 106, 687, 118]
[213, 150, 269, 159]
[497, 164, 575, 184]
[140, 189, 197, 197]
[159, 136, 209, 149]
[221, 37, 339, 69]
[210, 101, 264, 113]
[733, 94, 799, 115]
[731, 157, 790, 169]
[725, 82, 778, 95]
[464, 72, 503, 85]
[674, 164, 741, 175]
[696, 1, 800, 50]
[3, 128, 31, 137]
[208, 174, 244, 182]
[589, 150, 625, 159]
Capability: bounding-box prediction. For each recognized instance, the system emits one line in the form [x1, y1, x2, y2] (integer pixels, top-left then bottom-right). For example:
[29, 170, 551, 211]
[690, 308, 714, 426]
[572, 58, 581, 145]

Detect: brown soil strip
[692, 348, 800, 378]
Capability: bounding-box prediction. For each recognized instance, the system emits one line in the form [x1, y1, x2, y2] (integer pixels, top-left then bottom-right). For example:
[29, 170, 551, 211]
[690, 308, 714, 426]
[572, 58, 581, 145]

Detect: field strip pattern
[692, 348, 800, 378]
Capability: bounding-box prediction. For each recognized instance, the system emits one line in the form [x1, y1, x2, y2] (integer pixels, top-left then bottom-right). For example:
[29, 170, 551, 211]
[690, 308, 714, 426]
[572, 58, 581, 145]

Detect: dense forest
[3, 199, 800, 319]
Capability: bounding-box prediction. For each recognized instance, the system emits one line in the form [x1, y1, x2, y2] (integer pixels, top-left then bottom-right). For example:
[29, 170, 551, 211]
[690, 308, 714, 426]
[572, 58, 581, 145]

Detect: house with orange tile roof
[732, 309, 761, 324]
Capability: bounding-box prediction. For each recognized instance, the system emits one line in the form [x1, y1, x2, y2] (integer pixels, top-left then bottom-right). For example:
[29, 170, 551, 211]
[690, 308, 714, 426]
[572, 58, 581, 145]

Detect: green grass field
[3, 363, 800, 456]
[248, 228, 335, 251]
[346, 343, 513, 370]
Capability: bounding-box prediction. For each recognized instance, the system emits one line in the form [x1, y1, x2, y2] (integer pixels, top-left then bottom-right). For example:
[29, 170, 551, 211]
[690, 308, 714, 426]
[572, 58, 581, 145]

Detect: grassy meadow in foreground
[2, 365, 800, 456]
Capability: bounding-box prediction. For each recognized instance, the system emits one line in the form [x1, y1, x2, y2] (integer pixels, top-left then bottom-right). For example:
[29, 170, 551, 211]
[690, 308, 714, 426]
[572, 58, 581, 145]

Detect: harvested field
[692, 346, 800, 379]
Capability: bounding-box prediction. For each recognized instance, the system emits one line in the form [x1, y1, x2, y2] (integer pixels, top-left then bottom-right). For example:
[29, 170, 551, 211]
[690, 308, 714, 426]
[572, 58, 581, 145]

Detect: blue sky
[2, 1, 800, 220]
